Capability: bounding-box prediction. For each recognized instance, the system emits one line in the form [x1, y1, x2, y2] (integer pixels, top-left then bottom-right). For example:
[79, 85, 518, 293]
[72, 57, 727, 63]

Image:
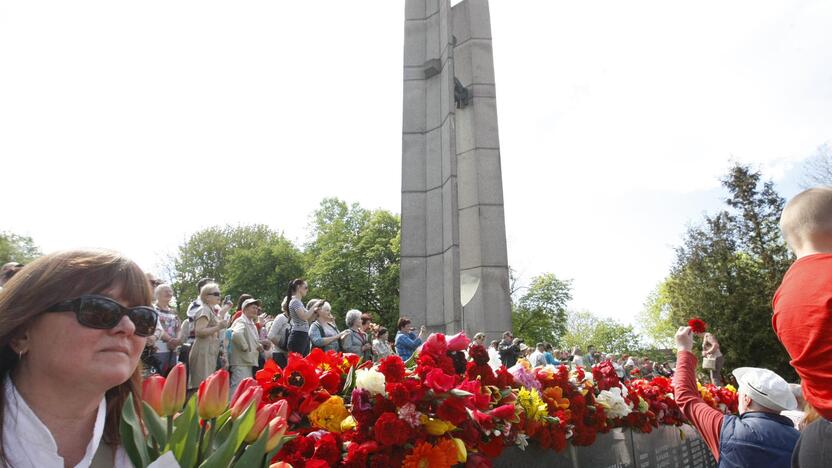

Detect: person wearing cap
[229, 298, 269, 394]
[673, 326, 799, 467]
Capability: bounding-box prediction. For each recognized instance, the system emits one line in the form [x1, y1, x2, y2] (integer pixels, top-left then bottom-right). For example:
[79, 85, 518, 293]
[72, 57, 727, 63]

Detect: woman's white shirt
[2, 376, 132, 468]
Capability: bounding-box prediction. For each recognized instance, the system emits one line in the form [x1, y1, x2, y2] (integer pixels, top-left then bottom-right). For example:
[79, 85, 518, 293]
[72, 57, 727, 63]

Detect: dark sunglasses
[207, 292, 221, 297]
[45, 295, 158, 337]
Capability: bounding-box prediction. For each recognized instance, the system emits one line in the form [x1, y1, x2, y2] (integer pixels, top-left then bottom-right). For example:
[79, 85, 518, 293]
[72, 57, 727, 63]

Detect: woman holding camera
[309, 300, 348, 353]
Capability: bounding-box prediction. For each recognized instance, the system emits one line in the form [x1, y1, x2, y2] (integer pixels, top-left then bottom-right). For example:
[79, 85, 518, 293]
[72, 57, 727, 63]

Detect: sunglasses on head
[45, 294, 158, 337]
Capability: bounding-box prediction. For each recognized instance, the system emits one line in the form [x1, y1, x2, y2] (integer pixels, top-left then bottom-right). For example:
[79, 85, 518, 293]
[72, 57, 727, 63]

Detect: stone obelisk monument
[400, 0, 511, 339]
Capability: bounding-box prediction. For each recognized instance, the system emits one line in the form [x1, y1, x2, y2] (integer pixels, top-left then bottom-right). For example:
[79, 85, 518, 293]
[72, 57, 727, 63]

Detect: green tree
[512, 273, 572, 346]
[0, 231, 41, 264]
[656, 164, 795, 379]
[304, 198, 400, 331]
[562, 310, 643, 354]
[638, 282, 677, 349]
[165, 225, 302, 315]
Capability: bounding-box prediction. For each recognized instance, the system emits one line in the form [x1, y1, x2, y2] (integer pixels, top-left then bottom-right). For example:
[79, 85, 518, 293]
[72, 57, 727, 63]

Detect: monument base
[493, 425, 717, 468]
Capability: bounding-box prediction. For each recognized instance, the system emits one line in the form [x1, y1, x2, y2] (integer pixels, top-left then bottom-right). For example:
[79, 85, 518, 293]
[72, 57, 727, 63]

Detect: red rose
[373, 412, 409, 447]
[378, 355, 406, 383]
[424, 368, 455, 393]
[446, 331, 471, 352]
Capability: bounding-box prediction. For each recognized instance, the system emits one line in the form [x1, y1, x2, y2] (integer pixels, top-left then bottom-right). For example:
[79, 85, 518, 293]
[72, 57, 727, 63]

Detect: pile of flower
[699, 383, 739, 414]
[136, 333, 738, 467]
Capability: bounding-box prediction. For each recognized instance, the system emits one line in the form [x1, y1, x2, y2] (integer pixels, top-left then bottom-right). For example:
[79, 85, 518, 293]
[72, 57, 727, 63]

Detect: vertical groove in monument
[401, 0, 461, 333]
[451, 0, 512, 338]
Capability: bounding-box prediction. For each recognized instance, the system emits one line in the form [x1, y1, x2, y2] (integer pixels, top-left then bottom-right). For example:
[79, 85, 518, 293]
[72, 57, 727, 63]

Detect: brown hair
[0, 249, 151, 462]
[397, 317, 411, 331]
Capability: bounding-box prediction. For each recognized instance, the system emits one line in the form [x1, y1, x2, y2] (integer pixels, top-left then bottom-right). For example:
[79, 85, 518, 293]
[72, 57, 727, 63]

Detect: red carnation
[378, 355, 406, 383]
[469, 344, 490, 365]
[437, 396, 469, 425]
[688, 317, 707, 334]
[373, 412, 410, 447]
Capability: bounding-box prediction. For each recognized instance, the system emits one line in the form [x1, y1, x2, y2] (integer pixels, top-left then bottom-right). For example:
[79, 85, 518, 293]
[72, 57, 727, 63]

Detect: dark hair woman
[394, 316, 425, 362]
[283, 279, 316, 357]
[0, 250, 156, 467]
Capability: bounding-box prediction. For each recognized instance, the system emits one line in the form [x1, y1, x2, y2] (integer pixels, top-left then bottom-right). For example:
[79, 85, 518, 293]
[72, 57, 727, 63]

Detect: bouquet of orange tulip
[121, 363, 293, 468]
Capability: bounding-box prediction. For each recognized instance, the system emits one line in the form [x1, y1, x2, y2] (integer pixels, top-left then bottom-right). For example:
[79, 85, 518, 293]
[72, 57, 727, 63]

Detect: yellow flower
[725, 384, 736, 393]
[420, 415, 457, 436]
[517, 388, 548, 423]
[340, 415, 357, 432]
[309, 396, 350, 433]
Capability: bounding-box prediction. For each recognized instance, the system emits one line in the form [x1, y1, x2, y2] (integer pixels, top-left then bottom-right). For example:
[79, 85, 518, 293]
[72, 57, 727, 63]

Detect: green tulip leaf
[172, 395, 199, 468]
[232, 427, 267, 468]
[199, 403, 256, 468]
[119, 394, 150, 468]
[141, 402, 169, 449]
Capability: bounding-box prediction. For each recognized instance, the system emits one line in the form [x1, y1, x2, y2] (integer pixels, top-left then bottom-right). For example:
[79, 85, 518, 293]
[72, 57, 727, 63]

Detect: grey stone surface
[493, 426, 716, 468]
[401, 0, 510, 339]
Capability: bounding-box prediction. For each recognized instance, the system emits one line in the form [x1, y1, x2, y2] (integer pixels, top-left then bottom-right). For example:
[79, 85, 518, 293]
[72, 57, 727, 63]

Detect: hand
[260, 339, 272, 350]
[419, 325, 426, 335]
[340, 330, 350, 339]
[675, 326, 693, 353]
[218, 319, 229, 329]
[168, 338, 181, 348]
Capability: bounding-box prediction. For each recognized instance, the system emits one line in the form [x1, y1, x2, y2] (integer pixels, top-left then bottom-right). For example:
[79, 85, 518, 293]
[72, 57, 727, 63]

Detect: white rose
[355, 368, 386, 395]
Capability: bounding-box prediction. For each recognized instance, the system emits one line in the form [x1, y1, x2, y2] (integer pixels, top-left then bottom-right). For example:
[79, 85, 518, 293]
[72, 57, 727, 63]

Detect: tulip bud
[273, 399, 289, 420]
[160, 363, 187, 417]
[197, 369, 229, 420]
[229, 378, 258, 409]
[230, 386, 262, 419]
[245, 402, 284, 443]
[142, 375, 165, 416]
[269, 462, 293, 468]
[265, 417, 288, 452]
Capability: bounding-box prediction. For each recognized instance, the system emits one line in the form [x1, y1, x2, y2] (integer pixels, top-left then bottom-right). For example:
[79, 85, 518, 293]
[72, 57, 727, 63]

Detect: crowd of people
[137, 276, 436, 397]
[0, 187, 830, 467]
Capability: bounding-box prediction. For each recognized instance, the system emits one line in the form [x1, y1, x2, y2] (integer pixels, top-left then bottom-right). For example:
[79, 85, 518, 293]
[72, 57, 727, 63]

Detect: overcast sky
[2, 1, 830, 326]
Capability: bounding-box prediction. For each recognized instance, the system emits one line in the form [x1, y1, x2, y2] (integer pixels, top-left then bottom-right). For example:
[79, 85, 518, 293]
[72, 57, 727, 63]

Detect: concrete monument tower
[400, 0, 511, 339]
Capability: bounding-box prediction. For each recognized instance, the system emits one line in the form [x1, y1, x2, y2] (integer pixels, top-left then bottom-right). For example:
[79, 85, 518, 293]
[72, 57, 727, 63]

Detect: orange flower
[436, 438, 461, 466]
[403, 442, 453, 468]
[542, 386, 570, 412]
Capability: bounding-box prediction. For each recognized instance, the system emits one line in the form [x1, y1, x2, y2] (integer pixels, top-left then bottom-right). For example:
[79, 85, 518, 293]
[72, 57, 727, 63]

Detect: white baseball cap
[241, 298, 262, 309]
[732, 367, 797, 412]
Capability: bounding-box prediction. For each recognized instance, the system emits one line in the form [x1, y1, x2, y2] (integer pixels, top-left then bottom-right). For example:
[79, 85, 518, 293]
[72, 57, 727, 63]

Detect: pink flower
[246, 401, 287, 443]
[446, 331, 471, 352]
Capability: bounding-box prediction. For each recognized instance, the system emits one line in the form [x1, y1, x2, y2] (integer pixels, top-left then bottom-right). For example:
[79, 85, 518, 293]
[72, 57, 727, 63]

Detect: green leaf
[404, 350, 418, 368]
[172, 395, 200, 468]
[199, 403, 256, 468]
[449, 389, 473, 397]
[119, 394, 150, 468]
[232, 427, 268, 468]
[341, 365, 356, 397]
[212, 410, 234, 450]
[141, 402, 169, 449]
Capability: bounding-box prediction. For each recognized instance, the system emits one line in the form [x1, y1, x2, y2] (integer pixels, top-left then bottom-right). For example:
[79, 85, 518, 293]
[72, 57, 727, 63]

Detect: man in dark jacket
[498, 331, 521, 368]
[673, 326, 799, 467]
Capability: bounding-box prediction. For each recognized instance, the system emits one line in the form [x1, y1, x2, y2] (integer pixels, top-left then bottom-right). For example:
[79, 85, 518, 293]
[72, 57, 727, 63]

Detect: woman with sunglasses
[188, 283, 230, 390]
[0, 249, 157, 467]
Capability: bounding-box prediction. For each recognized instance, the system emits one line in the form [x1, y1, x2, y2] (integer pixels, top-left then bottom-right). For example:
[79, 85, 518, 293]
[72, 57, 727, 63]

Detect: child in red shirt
[773, 187, 832, 421]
